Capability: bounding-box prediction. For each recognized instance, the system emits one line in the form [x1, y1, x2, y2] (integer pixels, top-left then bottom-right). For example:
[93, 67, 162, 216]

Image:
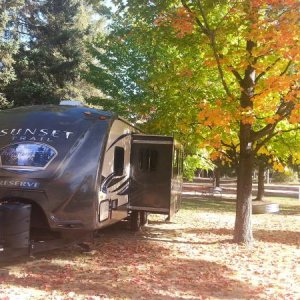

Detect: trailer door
[129, 135, 173, 215]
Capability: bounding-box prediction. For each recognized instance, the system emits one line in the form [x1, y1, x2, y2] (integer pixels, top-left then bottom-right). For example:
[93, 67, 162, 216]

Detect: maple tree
[88, 0, 300, 244]
[162, 0, 300, 244]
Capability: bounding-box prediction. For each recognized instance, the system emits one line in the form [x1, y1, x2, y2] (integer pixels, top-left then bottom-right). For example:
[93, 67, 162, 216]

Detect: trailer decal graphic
[0, 128, 74, 143]
[101, 173, 129, 195]
[106, 133, 131, 151]
[110, 178, 130, 193]
[117, 186, 129, 196]
[100, 173, 115, 193]
[0, 179, 40, 189]
[0, 142, 57, 171]
[107, 175, 126, 188]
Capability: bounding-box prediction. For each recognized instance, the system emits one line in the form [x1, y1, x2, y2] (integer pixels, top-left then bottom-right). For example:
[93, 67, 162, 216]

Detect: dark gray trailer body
[0, 105, 183, 259]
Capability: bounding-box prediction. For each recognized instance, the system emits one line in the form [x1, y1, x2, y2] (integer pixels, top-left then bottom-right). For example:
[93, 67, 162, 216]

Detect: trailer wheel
[140, 212, 148, 226]
[130, 211, 142, 231]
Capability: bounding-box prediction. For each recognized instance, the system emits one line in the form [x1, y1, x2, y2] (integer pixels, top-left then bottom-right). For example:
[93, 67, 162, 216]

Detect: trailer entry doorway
[129, 135, 182, 217]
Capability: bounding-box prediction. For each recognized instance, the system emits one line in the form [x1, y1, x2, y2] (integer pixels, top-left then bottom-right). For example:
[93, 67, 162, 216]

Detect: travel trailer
[0, 104, 183, 259]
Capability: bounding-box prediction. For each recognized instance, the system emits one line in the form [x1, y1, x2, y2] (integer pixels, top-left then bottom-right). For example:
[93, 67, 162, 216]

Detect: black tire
[140, 212, 148, 226]
[130, 211, 141, 231]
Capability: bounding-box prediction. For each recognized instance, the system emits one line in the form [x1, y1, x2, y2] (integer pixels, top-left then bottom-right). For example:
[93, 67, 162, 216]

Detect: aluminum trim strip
[132, 140, 173, 145]
[128, 206, 169, 213]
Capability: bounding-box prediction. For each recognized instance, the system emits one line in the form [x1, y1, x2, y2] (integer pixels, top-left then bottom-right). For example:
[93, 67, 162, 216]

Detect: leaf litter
[0, 197, 299, 300]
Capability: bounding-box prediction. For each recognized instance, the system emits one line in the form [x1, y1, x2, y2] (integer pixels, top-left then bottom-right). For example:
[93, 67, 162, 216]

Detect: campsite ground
[0, 197, 299, 300]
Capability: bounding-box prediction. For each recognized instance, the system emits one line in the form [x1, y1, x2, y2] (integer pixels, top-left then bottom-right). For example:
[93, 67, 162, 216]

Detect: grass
[181, 197, 236, 212]
[0, 197, 299, 299]
[272, 197, 300, 215]
[182, 196, 300, 215]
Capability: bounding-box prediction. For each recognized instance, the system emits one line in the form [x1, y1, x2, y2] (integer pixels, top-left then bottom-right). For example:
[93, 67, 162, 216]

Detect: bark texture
[234, 42, 255, 245]
[255, 163, 265, 201]
[214, 168, 221, 188]
[234, 123, 254, 245]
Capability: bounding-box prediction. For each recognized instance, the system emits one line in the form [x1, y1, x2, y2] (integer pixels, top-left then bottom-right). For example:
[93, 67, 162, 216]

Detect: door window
[139, 148, 158, 172]
[114, 147, 124, 176]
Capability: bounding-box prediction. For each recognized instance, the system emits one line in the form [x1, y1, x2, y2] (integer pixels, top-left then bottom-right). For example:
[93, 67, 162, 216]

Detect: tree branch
[220, 142, 239, 167]
[220, 149, 235, 162]
[280, 60, 292, 76]
[214, 0, 239, 31]
[180, 0, 207, 33]
[196, 0, 233, 98]
[252, 100, 295, 142]
[221, 140, 234, 149]
[231, 67, 243, 84]
[255, 131, 278, 152]
[180, 0, 233, 97]
[255, 58, 280, 83]
[255, 125, 300, 152]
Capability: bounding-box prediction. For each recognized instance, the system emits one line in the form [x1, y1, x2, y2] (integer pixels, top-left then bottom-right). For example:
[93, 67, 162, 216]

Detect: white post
[266, 169, 270, 184]
[298, 186, 300, 201]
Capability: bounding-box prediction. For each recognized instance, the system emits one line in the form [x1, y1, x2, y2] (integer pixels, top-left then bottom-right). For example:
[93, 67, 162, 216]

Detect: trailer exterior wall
[97, 119, 139, 228]
[0, 105, 115, 232]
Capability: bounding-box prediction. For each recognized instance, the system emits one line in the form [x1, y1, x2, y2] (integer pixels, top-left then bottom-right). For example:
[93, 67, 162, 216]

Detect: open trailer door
[129, 134, 182, 218]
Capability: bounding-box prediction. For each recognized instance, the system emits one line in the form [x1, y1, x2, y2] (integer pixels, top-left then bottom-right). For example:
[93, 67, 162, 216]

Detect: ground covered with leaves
[0, 197, 299, 300]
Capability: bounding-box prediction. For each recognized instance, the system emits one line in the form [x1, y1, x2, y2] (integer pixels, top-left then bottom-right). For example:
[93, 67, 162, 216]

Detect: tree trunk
[255, 163, 265, 201]
[214, 168, 221, 187]
[233, 39, 256, 245]
[234, 129, 254, 244]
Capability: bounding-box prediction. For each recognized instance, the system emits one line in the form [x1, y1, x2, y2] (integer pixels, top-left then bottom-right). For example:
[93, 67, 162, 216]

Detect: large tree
[0, 0, 24, 108]
[4, 0, 94, 106]
[173, 0, 300, 244]
[88, 0, 300, 244]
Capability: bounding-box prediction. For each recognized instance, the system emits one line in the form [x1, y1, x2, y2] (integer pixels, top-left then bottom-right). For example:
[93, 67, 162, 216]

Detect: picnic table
[183, 184, 223, 197]
[198, 186, 222, 197]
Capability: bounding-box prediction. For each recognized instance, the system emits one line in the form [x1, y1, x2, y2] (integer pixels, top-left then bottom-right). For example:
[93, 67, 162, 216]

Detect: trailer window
[114, 147, 124, 176]
[139, 149, 158, 172]
[0, 142, 57, 171]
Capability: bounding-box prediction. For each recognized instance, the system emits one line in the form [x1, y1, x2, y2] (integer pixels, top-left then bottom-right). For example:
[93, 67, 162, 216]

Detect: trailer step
[30, 239, 75, 255]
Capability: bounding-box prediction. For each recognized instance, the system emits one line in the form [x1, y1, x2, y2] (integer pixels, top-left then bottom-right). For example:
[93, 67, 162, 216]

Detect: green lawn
[181, 196, 300, 215]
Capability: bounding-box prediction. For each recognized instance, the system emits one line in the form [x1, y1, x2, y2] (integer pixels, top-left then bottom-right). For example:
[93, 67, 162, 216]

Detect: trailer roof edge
[117, 116, 143, 133]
